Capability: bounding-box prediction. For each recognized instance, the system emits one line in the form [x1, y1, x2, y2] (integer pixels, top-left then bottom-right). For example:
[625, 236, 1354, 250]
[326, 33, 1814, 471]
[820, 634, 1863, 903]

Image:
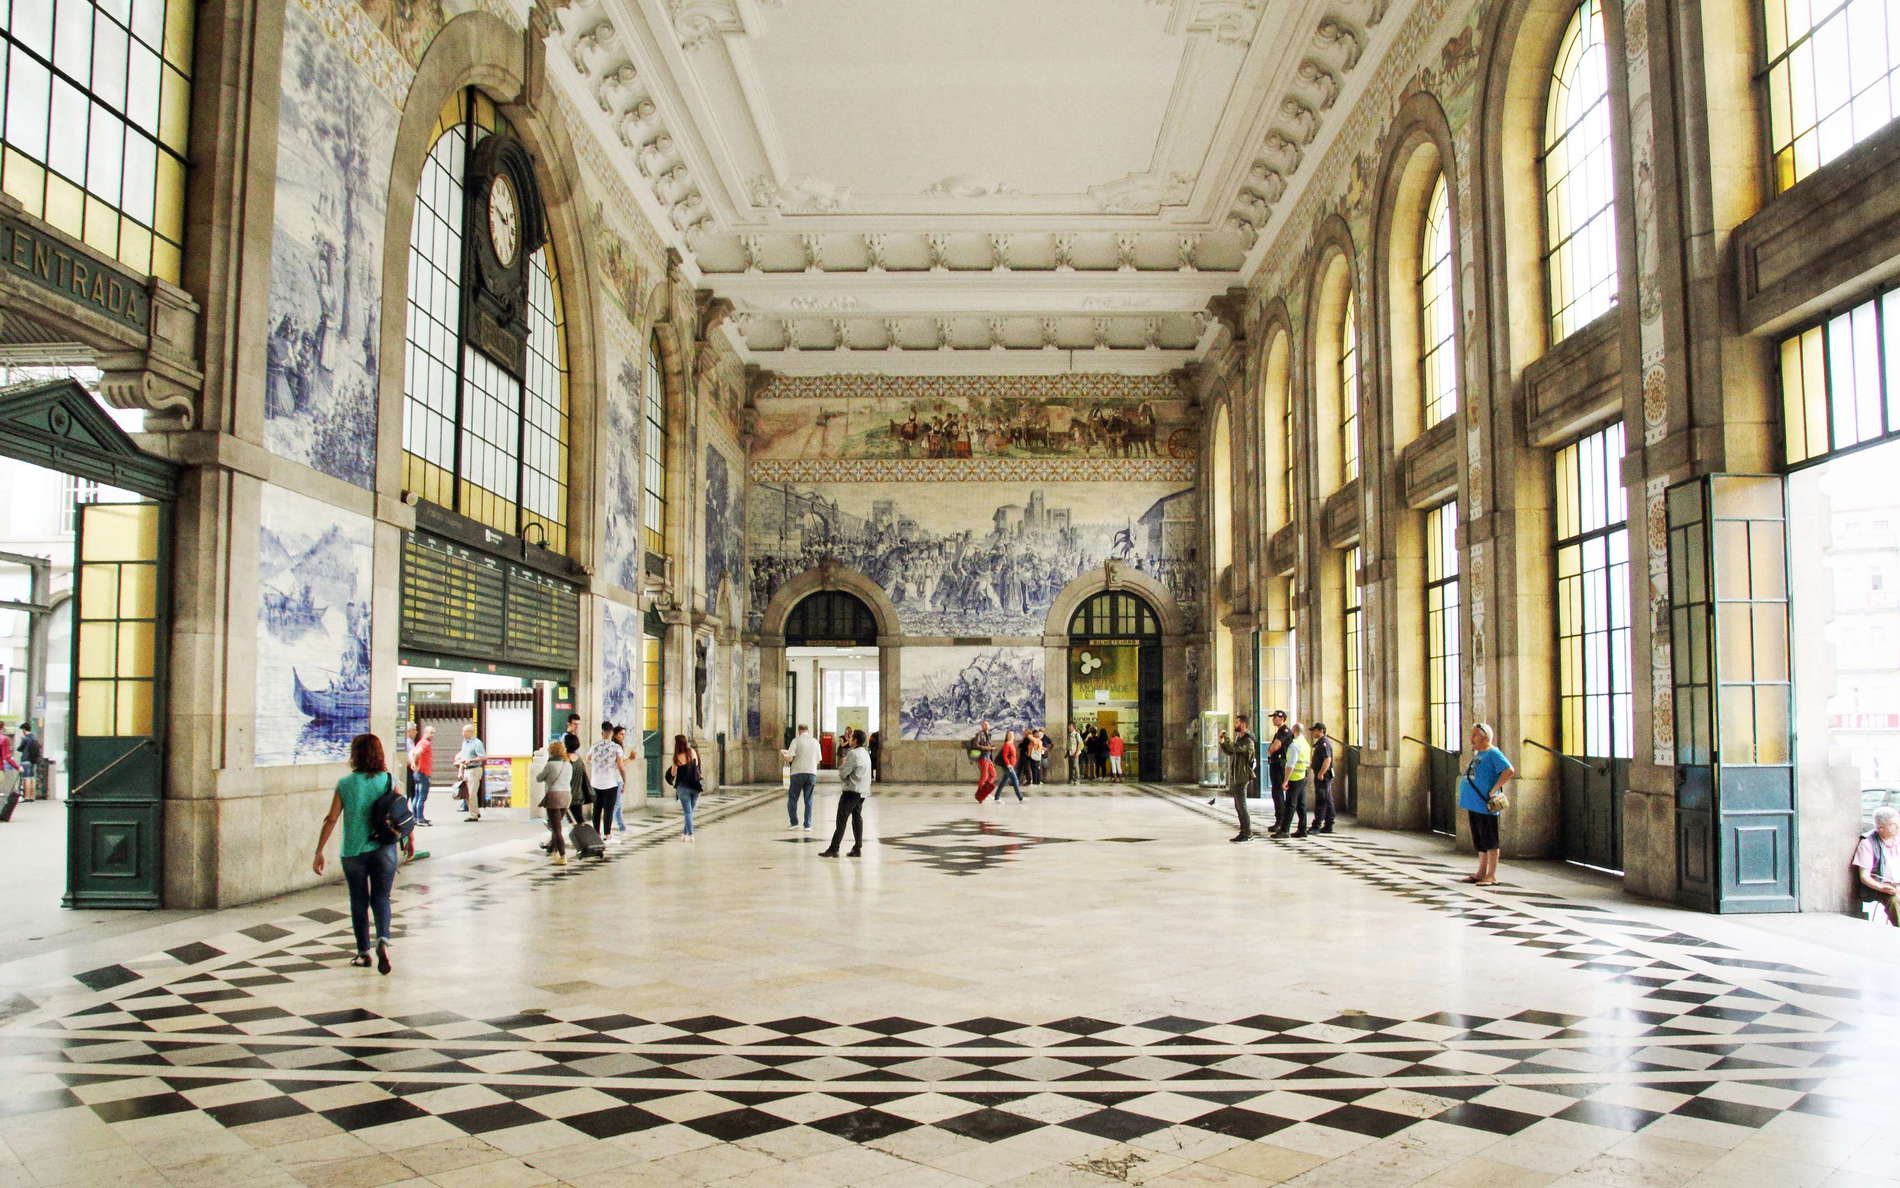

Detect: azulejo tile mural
[601, 352, 645, 594]
[600, 600, 641, 731]
[900, 647, 1045, 741]
[255, 486, 374, 766]
[261, 0, 402, 487]
[747, 480, 1199, 636]
[703, 442, 741, 607]
[752, 391, 1197, 462]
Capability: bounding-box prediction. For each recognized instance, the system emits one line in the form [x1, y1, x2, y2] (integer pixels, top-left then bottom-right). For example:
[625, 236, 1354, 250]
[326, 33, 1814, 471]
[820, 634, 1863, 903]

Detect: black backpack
[369, 774, 416, 845]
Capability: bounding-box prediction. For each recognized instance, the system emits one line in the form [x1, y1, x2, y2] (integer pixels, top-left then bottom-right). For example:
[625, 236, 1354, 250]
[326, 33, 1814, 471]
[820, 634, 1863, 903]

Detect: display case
[1200, 711, 1230, 787]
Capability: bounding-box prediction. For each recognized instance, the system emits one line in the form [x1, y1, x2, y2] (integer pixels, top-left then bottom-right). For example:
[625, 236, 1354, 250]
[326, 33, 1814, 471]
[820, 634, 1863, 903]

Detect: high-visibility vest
[1286, 737, 1311, 781]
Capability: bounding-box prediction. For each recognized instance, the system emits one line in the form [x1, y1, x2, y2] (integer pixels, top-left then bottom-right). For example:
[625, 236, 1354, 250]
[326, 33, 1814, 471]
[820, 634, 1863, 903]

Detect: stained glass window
[1542, 0, 1619, 342]
[1763, 0, 1900, 190]
[1419, 174, 1458, 425]
[1555, 422, 1632, 758]
[399, 89, 569, 552]
[0, 0, 191, 280]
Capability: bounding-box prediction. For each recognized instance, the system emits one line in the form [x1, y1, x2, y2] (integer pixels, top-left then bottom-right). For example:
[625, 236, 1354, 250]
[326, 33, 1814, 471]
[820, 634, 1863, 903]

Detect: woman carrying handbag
[1458, 722, 1515, 887]
[665, 734, 704, 842]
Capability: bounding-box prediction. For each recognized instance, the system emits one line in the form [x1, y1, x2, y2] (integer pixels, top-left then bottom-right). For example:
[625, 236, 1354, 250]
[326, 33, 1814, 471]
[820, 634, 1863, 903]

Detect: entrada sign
[1, 214, 149, 332]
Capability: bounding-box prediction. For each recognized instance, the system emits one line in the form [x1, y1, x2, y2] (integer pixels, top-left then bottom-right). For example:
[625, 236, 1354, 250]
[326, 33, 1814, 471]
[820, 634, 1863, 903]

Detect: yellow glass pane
[84, 195, 120, 256]
[117, 682, 154, 735]
[45, 172, 85, 239]
[2, 149, 46, 216]
[151, 239, 181, 284]
[118, 219, 154, 277]
[79, 564, 121, 618]
[117, 622, 157, 678]
[118, 563, 158, 620]
[160, 67, 191, 152]
[80, 503, 159, 561]
[78, 621, 120, 678]
[77, 680, 117, 735]
[163, 0, 195, 68]
[155, 154, 185, 239]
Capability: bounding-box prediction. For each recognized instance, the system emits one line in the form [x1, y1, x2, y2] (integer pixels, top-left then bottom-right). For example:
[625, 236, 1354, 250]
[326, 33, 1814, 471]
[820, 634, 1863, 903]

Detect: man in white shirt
[588, 720, 627, 842]
[783, 724, 821, 830]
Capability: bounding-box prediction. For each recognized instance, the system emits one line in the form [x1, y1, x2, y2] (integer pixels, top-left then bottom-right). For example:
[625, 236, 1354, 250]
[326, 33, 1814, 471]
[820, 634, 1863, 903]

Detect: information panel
[400, 532, 579, 673]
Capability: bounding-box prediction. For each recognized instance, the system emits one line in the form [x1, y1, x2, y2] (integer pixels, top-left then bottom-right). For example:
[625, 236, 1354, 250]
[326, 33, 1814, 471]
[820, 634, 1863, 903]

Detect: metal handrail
[1400, 734, 1441, 752]
[1521, 737, 1606, 774]
[69, 738, 155, 799]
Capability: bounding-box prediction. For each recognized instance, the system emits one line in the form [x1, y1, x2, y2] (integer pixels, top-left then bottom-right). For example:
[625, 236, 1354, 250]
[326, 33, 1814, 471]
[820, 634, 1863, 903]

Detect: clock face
[487, 173, 520, 268]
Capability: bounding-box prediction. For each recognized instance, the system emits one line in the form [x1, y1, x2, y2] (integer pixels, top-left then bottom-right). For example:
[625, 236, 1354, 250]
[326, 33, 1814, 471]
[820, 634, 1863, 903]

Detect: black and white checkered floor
[2, 784, 1896, 1186]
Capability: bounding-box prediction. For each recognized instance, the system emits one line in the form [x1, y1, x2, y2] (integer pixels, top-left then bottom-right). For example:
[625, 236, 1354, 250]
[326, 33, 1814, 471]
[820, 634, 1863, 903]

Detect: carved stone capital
[1206, 286, 1248, 344]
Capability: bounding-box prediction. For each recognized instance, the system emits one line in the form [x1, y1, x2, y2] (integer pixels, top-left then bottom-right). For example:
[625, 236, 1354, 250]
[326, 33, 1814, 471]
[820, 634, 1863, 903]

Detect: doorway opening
[1068, 589, 1163, 781]
[0, 374, 177, 926]
[783, 590, 881, 769]
[397, 663, 572, 816]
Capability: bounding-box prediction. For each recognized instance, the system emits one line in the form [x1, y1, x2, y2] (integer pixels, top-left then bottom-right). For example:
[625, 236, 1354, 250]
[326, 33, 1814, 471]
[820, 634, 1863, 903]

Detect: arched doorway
[783, 590, 881, 770]
[1068, 590, 1164, 781]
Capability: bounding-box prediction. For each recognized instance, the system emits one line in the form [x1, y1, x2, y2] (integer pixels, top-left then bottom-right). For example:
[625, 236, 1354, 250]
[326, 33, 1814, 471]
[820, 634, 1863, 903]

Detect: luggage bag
[570, 821, 606, 858]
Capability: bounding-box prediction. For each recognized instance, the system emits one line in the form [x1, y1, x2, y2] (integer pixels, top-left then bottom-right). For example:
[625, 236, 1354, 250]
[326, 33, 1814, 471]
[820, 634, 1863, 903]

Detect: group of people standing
[1217, 711, 1339, 841]
[780, 723, 873, 856]
[1069, 724, 1127, 782]
[968, 721, 1060, 802]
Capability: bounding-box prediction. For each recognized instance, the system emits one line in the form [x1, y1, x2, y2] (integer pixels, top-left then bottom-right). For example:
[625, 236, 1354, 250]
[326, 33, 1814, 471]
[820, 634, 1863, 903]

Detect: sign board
[1, 214, 149, 331]
[401, 531, 580, 673]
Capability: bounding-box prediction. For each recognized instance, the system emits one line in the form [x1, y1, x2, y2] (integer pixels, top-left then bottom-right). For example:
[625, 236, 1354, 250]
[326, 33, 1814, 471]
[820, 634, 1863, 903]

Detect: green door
[65, 501, 168, 909]
[1666, 477, 1797, 913]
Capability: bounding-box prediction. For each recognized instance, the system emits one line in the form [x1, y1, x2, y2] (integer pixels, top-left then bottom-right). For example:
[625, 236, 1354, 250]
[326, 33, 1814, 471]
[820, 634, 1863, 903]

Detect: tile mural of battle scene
[703, 443, 742, 608]
[256, 486, 374, 766]
[900, 647, 1045, 741]
[747, 480, 1199, 636]
[752, 395, 1196, 461]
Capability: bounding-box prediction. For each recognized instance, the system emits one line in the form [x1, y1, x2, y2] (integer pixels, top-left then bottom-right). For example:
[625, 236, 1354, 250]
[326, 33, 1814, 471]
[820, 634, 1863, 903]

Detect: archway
[758, 568, 900, 779]
[1068, 589, 1164, 782]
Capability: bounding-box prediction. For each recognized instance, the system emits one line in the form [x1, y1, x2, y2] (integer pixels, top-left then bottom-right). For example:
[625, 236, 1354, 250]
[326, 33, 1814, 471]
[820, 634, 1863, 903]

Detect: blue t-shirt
[1458, 747, 1513, 814]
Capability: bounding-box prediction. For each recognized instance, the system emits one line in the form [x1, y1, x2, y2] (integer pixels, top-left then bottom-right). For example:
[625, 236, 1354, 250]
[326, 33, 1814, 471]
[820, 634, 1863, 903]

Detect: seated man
[1854, 806, 1899, 926]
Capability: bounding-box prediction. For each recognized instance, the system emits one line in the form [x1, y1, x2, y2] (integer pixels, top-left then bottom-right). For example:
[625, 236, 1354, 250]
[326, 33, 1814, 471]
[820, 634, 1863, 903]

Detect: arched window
[1542, 0, 1618, 342]
[1340, 293, 1361, 484]
[1764, 0, 1900, 190]
[643, 333, 668, 556]
[1419, 175, 1458, 425]
[1425, 501, 1462, 748]
[0, 0, 191, 281]
[401, 90, 570, 552]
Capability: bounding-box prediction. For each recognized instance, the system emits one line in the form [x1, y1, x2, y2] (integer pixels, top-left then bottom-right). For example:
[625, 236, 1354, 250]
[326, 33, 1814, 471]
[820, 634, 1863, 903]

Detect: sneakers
[1229, 834, 1252, 843]
[553, 853, 567, 865]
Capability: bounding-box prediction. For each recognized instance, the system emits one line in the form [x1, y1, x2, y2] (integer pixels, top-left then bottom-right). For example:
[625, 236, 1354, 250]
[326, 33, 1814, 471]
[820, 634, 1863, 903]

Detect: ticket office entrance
[1067, 590, 1163, 781]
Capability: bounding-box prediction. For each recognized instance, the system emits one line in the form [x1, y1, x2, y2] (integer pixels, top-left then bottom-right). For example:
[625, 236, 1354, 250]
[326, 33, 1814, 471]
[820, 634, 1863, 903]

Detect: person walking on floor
[455, 723, 486, 822]
[820, 729, 871, 857]
[1459, 723, 1515, 886]
[1218, 715, 1258, 842]
[562, 713, 590, 825]
[1066, 723, 1082, 783]
[611, 725, 632, 833]
[666, 734, 704, 841]
[1273, 721, 1313, 838]
[868, 730, 881, 783]
[588, 721, 626, 844]
[971, 719, 998, 802]
[1309, 722, 1338, 834]
[534, 740, 573, 865]
[16, 723, 41, 803]
[784, 723, 821, 830]
[1087, 727, 1109, 781]
[995, 729, 1025, 802]
[1107, 729, 1126, 781]
[410, 725, 435, 826]
[312, 733, 403, 974]
[0, 722, 19, 823]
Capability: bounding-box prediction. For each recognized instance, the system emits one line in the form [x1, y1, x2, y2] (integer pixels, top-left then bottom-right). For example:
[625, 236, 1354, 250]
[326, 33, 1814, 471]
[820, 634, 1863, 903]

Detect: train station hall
[0, 0, 1898, 1182]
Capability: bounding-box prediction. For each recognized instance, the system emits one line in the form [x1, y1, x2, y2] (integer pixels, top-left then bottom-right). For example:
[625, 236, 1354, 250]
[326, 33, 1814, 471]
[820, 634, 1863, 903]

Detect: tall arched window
[1425, 501, 1461, 749]
[1764, 0, 1900, 190]
[1419, 175, 1458, 425]
[643, 333, 668, 556]
[401, 90, 570, 552]
[1340, 294, 1360, 484]
[1542, 0, 1618, 342]
[0, 0, 191, 280]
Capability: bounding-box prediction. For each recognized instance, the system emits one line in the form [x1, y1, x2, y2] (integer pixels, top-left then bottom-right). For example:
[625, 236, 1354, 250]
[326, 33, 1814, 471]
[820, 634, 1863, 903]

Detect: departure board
[401, 532, 580, 673]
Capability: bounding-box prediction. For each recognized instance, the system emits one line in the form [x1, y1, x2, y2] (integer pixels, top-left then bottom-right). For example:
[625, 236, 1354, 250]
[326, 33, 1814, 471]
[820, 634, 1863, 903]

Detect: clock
[487, 173, 520, 268]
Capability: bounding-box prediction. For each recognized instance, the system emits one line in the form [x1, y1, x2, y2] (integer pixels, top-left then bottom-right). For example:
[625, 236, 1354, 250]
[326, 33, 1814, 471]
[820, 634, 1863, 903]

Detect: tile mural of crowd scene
[900, 648, 1045, 741]
[600, 356, 645, 593]
[261, 0, 400, 488]
[747, 480, 1199, 636]
[703, 444, 742, 606]
[752, 394, 1195, 461]
[256, 486, 374, 766]
[600, 601, 640, 730]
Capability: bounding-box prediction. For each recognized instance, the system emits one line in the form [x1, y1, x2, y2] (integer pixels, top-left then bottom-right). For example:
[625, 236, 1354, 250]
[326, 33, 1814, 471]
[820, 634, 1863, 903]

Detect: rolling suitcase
[570, 821, 606, 858]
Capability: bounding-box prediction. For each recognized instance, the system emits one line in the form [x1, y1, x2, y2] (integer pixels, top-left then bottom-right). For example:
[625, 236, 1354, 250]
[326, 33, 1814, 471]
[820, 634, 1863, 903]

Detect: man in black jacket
[1218, 716, 1258, 842]
[1263, 711, 1294, 833]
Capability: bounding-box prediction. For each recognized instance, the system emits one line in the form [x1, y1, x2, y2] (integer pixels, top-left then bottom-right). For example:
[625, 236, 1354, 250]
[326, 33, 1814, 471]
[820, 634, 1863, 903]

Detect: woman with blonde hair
[535, 740, 574, 864]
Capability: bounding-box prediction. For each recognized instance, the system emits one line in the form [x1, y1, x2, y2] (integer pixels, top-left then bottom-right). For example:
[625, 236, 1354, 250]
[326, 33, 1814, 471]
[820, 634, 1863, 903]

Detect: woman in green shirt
[313, 733, 399, 974]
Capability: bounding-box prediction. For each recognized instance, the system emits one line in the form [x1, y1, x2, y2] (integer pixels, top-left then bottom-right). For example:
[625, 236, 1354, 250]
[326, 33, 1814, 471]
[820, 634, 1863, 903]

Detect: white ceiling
[550, 0, 1405, 374]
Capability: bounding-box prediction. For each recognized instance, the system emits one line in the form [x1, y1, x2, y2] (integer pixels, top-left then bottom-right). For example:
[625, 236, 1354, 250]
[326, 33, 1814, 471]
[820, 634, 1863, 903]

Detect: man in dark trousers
[1218, 715, 1258, 842]
[1264, 710, 1295, 833]
[1309, 722, 1337, 834]
[16, 723, 42, 802]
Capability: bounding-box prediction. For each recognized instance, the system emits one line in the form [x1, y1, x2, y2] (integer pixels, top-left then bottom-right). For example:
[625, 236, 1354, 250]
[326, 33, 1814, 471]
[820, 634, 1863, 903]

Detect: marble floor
[2, 782, 1897, 1187]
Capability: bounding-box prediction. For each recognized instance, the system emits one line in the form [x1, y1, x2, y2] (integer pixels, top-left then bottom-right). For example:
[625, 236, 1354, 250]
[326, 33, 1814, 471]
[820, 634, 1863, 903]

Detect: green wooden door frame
[0, 379, 180, 910]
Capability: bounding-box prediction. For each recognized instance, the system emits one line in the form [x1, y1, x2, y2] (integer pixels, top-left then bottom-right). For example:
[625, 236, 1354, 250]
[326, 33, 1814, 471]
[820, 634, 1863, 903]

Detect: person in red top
[409, 726, 435, 827]
[1107, 729, 1126, 780]
[995, 729, 1025, 802]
